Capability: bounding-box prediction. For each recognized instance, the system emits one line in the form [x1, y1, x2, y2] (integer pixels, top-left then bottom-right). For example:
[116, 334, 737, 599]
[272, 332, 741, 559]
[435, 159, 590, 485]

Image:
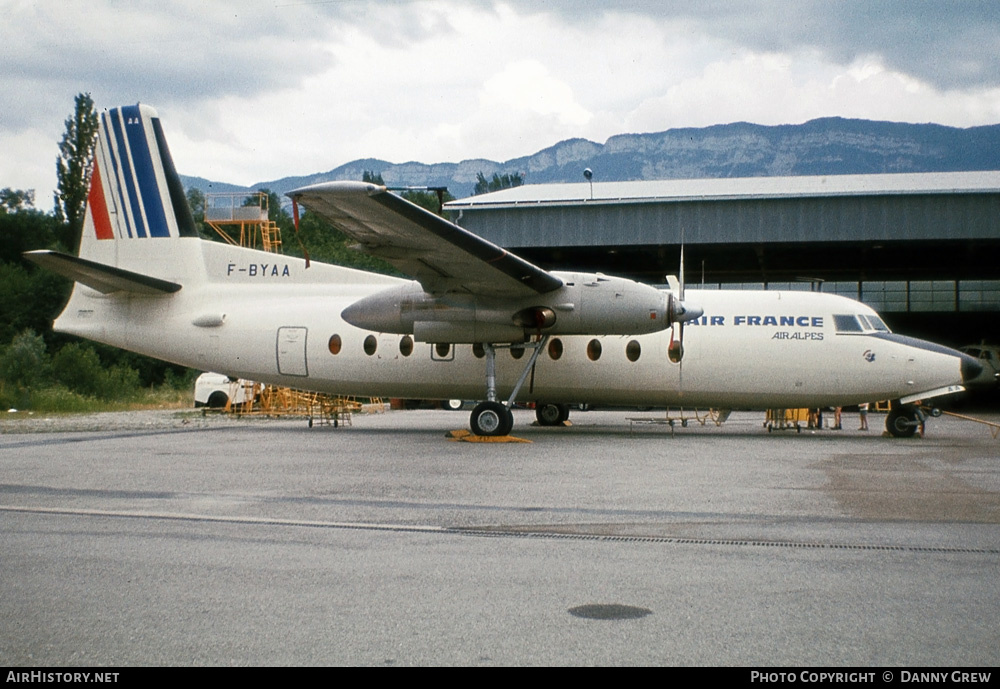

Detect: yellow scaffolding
[204, 192, 282, 253]
[202, 193, 360, 427]
[224, 384, 363, 426]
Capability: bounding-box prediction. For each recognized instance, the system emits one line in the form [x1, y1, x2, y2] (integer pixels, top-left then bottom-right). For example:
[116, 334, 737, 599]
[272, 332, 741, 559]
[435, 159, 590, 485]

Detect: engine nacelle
[341, 272, 671, 343]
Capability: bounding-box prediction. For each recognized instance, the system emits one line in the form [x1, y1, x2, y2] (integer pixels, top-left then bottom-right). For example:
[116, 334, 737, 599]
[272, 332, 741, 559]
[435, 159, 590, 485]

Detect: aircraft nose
[960, 353, 984, 386]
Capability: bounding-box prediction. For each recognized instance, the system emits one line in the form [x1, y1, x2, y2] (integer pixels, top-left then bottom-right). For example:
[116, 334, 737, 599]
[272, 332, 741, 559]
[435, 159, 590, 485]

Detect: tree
[0, 188, 35, 213]
[474, 171, 524, 195]
[0, 329, 50, 392]
[362, 170, 385, 185]
[185, 187, 206, 232]
[54, 93, 99, 251]
[400, 188, 455, 215]
[257, 188, 292, 228]
[0, 190, 59, 263]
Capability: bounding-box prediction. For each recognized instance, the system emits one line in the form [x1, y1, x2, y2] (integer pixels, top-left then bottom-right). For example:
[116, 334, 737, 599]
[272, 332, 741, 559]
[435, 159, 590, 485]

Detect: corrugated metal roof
[445, 171, 1000, 210]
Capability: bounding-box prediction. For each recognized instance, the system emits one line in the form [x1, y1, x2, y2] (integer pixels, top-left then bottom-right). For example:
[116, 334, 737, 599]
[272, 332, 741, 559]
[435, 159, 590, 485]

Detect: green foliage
[363, 170, 385, 185]
[50, 342, 139, 400]
[1, 330, 50, 391]
[0, 263, 71, 343]
[54, 93, 99, 251]
[400, 188, 455, 215]
[185, 187, 207, 236]
[285, 210, 399, 275]
[474, 171, 524, 195]
[50, 342, 105, 397]
[23, 386, 98, 413]
[0, 194, 61, 263]
[0, 334, 142, 409]
[163, 366, 199, 391]
[1, 188, 36, 213]
[258, 188, 292, 229]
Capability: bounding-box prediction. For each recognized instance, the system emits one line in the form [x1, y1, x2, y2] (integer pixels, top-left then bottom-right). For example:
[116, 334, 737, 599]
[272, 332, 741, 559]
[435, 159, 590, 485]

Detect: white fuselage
[53, 239, 966, 410]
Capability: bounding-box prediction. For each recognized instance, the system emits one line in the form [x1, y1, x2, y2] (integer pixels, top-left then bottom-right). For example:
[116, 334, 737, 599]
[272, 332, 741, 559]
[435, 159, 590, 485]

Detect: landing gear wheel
[535, 403, 570, 426]
[886, 405, 920, 438]
[471, 401, 513, 436]
[442, 399, 464, 411]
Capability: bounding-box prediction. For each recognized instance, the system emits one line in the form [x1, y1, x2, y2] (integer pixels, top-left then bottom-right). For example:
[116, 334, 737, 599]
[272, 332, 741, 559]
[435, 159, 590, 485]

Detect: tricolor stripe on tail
[85, 104, 198, 242]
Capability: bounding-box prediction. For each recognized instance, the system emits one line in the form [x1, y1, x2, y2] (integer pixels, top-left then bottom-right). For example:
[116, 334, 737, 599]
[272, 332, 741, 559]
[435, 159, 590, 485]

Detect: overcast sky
[3, 0, 1000, 209]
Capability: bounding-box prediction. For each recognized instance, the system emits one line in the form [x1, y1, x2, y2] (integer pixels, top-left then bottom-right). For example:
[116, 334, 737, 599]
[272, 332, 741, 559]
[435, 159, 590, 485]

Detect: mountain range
[180, 117, 1000, 200]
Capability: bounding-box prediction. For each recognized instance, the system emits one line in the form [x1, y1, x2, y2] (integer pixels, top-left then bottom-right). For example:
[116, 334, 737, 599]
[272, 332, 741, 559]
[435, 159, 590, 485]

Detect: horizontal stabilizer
[24, 250, 181, 295]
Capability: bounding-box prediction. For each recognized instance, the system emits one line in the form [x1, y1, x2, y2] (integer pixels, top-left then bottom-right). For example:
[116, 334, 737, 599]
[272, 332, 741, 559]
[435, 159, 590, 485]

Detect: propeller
[666, 244, 703, 364]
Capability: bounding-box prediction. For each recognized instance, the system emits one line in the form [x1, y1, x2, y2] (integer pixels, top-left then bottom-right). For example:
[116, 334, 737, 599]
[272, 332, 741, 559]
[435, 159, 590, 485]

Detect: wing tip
[287, 180, 384, 200]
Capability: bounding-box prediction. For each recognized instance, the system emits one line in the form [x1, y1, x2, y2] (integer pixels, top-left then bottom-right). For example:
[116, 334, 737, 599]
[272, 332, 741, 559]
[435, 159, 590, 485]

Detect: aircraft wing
[288, 182, 563, 297]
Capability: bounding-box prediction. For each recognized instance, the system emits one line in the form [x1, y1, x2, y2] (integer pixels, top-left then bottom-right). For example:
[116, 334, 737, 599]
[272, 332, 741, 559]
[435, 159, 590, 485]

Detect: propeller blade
[679, 243, 685, 301]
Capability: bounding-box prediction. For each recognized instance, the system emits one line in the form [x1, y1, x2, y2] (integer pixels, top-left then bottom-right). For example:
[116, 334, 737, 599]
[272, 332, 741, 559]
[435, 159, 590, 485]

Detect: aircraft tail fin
[38, 103, 400, 299]
[79, 103, 199, 258]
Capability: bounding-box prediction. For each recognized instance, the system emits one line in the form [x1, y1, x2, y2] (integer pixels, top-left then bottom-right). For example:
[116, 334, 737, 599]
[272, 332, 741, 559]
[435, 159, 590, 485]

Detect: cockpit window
[833, 314, 864, 333]
[866, 315, 890, 332]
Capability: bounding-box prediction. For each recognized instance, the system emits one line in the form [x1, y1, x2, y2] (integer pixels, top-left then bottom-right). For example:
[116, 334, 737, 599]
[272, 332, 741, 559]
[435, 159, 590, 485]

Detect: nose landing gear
[886, 403, 941, 438]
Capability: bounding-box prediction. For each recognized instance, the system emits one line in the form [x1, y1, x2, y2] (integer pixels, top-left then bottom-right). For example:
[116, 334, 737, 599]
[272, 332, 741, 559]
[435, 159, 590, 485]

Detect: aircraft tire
[535, 403, 569, 426]
[886, 405, 919, 438]
[471, 401, 513, 436]
[442, 399, 464, 411]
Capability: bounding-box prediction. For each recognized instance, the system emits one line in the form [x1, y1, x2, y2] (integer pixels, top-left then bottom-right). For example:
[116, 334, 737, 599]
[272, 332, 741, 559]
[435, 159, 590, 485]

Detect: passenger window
[510, 345, 525, 360]
[435, 342, 451, 358]
[363, 334, 377, 356]
[548, 338, 563, 360]
[587, 339, 602, 361]
[626, 340, 641, 362]
[399, 335, 413, 357]
[328, 334, 342, 355]
[833, 315, 863, 333]
[472, 343, 485, 359]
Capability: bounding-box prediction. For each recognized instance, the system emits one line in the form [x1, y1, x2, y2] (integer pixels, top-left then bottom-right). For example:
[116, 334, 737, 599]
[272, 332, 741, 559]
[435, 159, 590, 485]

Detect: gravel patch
[0, 408, 274, 434]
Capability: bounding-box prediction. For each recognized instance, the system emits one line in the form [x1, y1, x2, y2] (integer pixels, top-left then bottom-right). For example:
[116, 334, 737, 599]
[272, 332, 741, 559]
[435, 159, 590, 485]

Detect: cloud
[512, 0, 1000, 90]
[3, 0, 999, 206]
[623, 49, 1000, 133]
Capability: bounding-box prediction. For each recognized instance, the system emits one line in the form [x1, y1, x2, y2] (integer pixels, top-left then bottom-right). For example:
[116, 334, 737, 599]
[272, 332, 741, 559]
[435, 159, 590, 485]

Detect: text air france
[687, 315, 824, 327]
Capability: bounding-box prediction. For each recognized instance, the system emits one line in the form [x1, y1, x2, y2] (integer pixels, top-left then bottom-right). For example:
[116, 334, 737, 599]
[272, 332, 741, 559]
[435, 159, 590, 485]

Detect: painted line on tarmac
[0, 505, 447, 534]
[3, 505, 997, 554]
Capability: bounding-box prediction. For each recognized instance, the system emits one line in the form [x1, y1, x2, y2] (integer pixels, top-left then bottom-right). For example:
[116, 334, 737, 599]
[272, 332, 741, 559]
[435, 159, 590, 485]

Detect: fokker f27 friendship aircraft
[27, 105, 982, 437]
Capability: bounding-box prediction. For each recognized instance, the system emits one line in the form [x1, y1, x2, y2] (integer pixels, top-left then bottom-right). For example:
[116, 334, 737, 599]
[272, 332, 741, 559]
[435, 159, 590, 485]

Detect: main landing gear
[535, 402, 570, 426]
[470, 336, 550, 436]
[470, 400, 513, 436]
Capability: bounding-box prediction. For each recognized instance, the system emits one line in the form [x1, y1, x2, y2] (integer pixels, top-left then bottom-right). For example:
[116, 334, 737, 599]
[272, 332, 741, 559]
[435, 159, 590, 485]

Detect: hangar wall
[446, 172, 1000, 346]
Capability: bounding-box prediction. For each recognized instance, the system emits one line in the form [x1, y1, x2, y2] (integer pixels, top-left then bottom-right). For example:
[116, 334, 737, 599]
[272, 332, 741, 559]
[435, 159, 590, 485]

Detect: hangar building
[445, 171, 1000, 346]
